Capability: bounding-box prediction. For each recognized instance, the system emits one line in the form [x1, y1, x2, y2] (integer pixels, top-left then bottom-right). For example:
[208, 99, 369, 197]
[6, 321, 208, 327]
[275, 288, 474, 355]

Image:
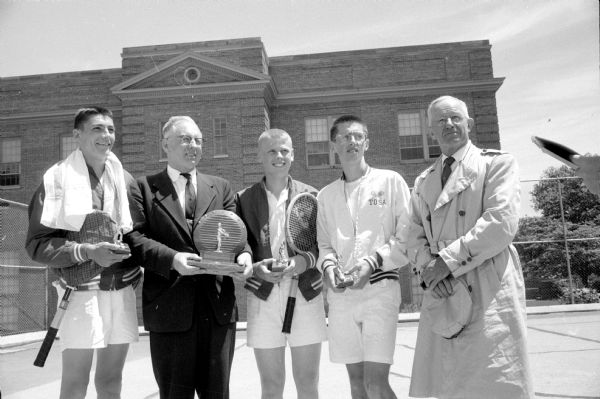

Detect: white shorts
[326, 278, 401, 364]
[54, 282, 139, 350]
[246, 277, 327, 349]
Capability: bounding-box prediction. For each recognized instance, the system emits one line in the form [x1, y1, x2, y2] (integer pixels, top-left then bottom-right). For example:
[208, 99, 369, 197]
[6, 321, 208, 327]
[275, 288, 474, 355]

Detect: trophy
[192, 210, 248, 276]
[333, 254, 357, 289]
[270, 244, 289, 272]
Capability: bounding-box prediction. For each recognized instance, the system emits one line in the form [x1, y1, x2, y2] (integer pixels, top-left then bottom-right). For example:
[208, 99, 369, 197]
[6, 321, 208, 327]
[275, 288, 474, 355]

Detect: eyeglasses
[436, 116, 463, 127]
[171, 135, 204, 146]
[336, 132, 367, 144]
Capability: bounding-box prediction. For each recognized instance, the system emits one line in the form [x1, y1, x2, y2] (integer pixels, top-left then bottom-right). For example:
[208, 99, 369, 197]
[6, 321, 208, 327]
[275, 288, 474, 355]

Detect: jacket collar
[420, 142, 478, 211]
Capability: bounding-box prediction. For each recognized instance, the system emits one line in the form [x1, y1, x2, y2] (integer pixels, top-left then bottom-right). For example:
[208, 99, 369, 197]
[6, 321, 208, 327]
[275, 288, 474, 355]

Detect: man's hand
[232, 252, 253, 281]
[83, 242, 131, 268]
[323, 264, 345, 293]
[431, 277, 454, 299]
[252, 258, 286, 283]
[349, 259, 372, 289]
[421, 256, 451, 290]
[172, 252, 205, 276]
[281, 255, 306, 278]
[573, 154, 600, 196]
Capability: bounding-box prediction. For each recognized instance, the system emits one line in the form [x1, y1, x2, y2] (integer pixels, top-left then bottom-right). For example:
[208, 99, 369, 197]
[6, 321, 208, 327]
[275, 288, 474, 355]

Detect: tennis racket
[281, 192, 318, 334]
[34, 210, 126, 367]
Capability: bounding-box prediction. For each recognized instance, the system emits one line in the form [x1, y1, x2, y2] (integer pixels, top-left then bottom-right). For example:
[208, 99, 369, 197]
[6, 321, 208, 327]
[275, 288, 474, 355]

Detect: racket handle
[33, 327, 58, 367]
[282, 278, 299, 334]
[282, 297, 296, 334]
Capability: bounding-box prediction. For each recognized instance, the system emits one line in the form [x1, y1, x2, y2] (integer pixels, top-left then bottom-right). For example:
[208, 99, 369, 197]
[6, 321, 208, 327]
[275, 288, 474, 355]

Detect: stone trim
[274, 78, 504, 106]
[0, 109, 122, 122]
[111, 51, 269, 92]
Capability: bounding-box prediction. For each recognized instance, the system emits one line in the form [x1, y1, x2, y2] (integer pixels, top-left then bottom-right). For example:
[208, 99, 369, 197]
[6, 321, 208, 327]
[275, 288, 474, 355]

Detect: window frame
[212, 117, 228, 158]
[304, 116, 340, 169]
[397, 110, 441, 162]
[0, 137, 22, 188]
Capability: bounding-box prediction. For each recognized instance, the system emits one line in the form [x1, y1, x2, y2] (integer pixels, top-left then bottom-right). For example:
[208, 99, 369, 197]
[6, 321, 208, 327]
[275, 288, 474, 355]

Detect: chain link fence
[2, 175, 599, 335]
[401, 176, 600, 310]
[0, 198, 51, 336]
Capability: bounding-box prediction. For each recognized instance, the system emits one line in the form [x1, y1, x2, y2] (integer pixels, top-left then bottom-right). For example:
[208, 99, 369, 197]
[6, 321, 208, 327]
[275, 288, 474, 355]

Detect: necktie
[441, 156, 455, 188]
[181, 172, 196, 220]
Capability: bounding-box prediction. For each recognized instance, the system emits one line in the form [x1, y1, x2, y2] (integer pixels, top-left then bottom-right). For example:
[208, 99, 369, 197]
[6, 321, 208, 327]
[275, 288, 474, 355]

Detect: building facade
[0, 37, 504, 309]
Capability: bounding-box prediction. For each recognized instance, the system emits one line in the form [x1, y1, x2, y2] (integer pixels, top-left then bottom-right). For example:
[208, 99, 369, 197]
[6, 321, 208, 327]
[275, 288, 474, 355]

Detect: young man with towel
[26, 106, 140, 399]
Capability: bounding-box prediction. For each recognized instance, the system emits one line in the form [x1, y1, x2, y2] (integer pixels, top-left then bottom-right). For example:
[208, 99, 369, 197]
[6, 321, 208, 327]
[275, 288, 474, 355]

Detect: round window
[184, 67, 201, 83]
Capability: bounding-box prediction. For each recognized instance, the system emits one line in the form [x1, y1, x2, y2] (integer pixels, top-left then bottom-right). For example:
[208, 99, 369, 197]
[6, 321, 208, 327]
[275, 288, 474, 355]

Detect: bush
[559, 286, 600, 304]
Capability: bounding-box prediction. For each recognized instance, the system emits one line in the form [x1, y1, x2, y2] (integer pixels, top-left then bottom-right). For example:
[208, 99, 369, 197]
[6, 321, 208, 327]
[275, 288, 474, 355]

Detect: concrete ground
[1, 306, 599, 399]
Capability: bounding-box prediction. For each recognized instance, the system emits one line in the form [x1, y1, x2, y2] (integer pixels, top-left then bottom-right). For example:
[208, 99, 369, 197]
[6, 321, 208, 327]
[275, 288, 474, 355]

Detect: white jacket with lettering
[316, 167, 410, 283]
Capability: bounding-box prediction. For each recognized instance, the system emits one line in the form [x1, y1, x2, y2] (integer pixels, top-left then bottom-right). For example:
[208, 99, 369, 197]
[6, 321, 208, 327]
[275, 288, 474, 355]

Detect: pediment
[111, 51, 270, 93]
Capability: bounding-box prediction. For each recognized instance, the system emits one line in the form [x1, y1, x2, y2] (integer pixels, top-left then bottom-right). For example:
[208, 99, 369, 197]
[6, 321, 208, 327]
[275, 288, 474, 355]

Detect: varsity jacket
[25, 169, 141, 291]
[235, 176, 322, 301]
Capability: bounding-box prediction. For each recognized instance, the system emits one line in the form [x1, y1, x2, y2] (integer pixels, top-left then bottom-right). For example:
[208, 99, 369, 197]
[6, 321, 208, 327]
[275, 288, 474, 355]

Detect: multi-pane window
[158, 121, 168, 161]
[60, 135, 78, 159]
[0, 138, 21, 187]
[264, 108, 270, 132]
[398, 111, 440, 161]
[213, 118, 227, 157]
[305, 117, 340, 168]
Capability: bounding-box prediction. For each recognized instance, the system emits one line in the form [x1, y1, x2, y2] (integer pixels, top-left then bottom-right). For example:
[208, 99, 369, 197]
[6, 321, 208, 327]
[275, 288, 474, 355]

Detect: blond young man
[235, 129, 326, 399]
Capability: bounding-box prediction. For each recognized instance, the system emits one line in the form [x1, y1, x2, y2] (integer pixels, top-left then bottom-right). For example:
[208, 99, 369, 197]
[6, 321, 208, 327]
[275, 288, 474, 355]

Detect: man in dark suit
[127, 116, 252, 399]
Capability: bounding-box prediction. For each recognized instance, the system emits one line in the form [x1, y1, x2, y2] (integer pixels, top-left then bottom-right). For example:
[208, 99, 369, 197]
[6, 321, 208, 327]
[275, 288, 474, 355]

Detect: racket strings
[287, 197, 317, 253]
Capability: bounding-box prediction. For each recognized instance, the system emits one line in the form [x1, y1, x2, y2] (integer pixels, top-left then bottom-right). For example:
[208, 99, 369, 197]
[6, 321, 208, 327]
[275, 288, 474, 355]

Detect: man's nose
[442, 117, 454, 127]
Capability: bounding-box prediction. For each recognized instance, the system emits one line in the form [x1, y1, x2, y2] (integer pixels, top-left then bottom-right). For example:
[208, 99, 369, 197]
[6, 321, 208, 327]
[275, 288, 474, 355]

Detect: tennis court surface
[2, 306, 599, 399]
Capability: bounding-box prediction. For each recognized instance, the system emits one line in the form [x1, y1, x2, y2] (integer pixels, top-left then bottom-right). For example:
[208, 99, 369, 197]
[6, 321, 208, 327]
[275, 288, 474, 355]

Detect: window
[0, 138, 21, 187]
[398, 111, 440, 161]
[213, 118, 227, 157]
[158, 121, 167, 161]
[264, 108, 270, 132]
[305, 116, 340, 168]
[60, 135, 78, 159]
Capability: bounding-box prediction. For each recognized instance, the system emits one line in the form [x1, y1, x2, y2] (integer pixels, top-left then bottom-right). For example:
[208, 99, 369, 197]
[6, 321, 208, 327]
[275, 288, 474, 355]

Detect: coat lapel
[435, 146, 478, 210]
[420, 158, 443, 212]
[150, 170, 190, 235]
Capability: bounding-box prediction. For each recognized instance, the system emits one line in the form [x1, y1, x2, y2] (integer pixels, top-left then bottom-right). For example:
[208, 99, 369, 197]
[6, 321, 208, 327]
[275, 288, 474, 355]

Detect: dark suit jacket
[127, 168, 238, 332]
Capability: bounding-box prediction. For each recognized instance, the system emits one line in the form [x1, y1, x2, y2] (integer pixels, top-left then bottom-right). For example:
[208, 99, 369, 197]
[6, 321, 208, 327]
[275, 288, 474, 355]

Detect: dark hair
[329, 115, 368, 141]
[73, 106, 113, 130]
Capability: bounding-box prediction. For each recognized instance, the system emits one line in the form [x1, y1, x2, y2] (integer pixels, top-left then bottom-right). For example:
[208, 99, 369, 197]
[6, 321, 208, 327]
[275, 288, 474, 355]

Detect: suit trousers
[149, 297, 236, 399]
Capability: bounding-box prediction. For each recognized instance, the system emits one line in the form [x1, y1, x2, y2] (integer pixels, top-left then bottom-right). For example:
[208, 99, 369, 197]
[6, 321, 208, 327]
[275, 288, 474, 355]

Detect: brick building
[0, 37, 503, 310]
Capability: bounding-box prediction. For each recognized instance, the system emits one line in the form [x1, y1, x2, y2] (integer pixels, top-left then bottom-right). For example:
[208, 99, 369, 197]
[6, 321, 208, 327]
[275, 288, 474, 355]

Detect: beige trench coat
[408, 142, 533, 399]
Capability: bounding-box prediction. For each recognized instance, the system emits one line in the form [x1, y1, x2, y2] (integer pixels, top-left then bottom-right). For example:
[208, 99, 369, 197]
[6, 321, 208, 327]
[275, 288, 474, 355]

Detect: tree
[515, 217, 600, 286]
[530, 165, 600, 224]
[516, 165, 600, 288]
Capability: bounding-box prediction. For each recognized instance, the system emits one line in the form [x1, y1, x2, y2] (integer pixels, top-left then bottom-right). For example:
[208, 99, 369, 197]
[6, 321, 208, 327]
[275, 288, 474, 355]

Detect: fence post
[557, 181, 575, 304]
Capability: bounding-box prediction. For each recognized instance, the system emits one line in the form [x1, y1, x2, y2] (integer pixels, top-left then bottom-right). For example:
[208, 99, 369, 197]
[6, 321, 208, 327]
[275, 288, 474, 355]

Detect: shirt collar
[442, 141, 470, 165]
[167, 164, 196, 185]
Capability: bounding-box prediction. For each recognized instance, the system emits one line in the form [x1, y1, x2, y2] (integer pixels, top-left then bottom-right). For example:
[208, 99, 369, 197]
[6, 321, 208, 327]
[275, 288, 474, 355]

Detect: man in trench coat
[408, 96, 534, 399]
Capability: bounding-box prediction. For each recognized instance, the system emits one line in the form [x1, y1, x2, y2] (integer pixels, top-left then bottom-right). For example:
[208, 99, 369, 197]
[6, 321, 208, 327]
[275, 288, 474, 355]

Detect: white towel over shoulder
[40, 149, 133, 233]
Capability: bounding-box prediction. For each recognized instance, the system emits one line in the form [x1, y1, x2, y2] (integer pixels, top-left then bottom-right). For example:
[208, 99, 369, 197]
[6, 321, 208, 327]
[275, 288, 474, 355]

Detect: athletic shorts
[54, 282, 139, 350]
[326, 278, 401, 364]
[246, 277, 327, 349]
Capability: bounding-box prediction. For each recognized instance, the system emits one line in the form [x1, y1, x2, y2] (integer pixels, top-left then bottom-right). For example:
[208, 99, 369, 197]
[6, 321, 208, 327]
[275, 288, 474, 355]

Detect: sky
[0, 0, 598, 215]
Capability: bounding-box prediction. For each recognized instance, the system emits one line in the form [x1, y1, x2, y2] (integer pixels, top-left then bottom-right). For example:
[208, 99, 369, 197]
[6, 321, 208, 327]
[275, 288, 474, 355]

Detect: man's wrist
[322, 260, 336, 273]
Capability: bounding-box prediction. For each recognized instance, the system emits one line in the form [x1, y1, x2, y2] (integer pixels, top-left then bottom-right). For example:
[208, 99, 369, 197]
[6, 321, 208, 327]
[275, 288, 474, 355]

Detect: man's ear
[72, 128, 80, 138]
[161, 138, 169, 154]
[363, 138, 369, 152]
[467, 118, 475, 131]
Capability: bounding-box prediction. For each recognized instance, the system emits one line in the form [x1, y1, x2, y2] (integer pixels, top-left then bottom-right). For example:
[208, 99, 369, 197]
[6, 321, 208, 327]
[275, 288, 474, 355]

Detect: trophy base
[269, 259, 289, 273]
[192, 251, 244, 276]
